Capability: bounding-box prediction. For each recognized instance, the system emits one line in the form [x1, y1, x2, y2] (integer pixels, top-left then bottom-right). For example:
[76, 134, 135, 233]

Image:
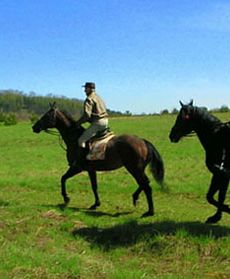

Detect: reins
[45, 129, 67, 151]
[185, 132, 195, 138]
[40, 108, 81, 152]
[45, 129, 59, 136]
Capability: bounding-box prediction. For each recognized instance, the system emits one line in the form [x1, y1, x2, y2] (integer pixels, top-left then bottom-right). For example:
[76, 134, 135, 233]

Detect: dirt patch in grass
[41, 210, 66, 221]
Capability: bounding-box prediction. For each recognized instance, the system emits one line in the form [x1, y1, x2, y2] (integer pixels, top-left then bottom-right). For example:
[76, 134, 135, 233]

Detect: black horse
[32, 104, 164, 217]
[169, 100, 230, 223]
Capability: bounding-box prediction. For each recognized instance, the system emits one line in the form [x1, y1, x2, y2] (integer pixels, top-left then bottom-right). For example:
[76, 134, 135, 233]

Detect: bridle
[43, 108, 71, 151]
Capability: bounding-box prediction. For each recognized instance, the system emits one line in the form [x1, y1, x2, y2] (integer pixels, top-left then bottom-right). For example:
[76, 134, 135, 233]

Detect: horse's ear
[189, 99, 193, 106]
[179, 101, 184, 107]
[49, 102, 57, 109]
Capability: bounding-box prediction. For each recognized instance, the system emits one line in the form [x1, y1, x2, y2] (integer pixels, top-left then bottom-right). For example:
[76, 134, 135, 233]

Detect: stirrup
[214, 164, 230, 176]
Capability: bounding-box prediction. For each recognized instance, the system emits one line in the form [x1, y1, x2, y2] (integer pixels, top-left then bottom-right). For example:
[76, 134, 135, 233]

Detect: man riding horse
[74, 82, 109, 167]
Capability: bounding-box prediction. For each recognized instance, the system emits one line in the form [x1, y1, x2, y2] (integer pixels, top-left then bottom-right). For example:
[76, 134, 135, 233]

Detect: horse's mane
[58, 109, 75, 123]
[56, 109, 85, 133]
[192, 106, 222, 128]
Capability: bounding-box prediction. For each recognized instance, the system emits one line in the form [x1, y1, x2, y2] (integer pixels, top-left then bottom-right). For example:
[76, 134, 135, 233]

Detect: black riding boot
[214, 149, 230, 177]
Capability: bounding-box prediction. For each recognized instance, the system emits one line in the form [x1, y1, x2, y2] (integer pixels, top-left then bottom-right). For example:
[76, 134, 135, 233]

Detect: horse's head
[32, 102, 74, 133]
[169, 100, 195, 143]
[32, 102, 58, 133]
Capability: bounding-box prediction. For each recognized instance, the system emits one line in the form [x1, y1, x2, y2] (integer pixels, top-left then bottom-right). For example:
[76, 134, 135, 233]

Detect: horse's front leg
[88, 170, 100, 210]
[61, 167, 82, 205]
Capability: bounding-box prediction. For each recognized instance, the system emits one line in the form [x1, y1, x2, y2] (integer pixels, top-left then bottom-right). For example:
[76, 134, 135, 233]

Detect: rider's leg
[72, 123, 104, 167]
[214, 148, 230, 177]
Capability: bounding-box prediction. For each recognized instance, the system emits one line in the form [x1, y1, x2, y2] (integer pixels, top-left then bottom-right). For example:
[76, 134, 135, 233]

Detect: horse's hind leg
[126, 166, 154, 217]
[206, 175, 230, 223]
[88, 170, 101, 210]
[141, 176, 154, 217]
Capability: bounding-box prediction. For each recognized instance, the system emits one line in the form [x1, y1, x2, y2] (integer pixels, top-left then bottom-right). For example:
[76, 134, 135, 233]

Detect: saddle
[90, 127, 111, 142]
[86, 128, 115, 160]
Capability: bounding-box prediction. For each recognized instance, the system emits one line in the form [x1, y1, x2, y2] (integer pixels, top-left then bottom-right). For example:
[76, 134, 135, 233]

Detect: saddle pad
[86, 133, 115, 160]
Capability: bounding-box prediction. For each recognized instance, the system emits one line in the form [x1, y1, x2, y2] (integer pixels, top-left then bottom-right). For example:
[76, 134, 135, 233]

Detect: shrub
[0, 111, 5, 123]
[219, 105, 229, 113]
[4, 113, 18, 126]
[161, 109, 169, 115]
[30, 113, 39, 124]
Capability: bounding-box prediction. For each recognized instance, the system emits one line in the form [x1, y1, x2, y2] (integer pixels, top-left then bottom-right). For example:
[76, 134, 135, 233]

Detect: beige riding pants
[78, 118, 108, 148]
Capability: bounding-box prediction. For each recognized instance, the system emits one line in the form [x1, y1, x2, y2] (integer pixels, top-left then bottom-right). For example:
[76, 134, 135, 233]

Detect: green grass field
[0, 113, 230, 279]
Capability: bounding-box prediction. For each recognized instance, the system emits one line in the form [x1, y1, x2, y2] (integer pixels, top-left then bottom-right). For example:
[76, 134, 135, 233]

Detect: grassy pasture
[0, 113, 230, 279]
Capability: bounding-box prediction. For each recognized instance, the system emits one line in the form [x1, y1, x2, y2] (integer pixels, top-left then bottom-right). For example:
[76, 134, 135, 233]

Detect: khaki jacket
[78, 92, 108, 124]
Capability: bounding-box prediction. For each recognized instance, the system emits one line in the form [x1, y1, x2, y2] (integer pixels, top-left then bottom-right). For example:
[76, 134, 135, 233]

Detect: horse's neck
[193, 110, 220, 151]
[55, 120, 79, 148]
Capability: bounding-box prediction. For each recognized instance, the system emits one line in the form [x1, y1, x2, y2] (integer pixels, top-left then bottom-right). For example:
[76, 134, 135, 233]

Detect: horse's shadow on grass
[72, 220, 230, 251]
[83, 210, 133, 218]
[42, 203, 133, 218]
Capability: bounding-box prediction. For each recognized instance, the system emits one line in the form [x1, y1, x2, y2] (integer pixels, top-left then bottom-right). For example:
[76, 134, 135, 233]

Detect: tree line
[160, 105, 230, 115]
[0, 90, 125, 125]
[0, 90, 229, 125]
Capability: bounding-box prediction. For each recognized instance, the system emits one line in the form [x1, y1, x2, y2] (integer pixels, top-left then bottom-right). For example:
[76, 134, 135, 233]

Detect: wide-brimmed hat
[82, 82, 95, 89]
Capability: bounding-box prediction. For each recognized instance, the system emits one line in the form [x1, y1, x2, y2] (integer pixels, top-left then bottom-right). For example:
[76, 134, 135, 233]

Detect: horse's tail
[145, 140, 165, 187]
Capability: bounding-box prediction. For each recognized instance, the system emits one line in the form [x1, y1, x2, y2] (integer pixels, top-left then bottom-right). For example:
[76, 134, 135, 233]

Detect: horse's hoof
[133, 198, 138, 207]
[205, 215, 221, 224]
[58, 203, 67, 210]
[141, 211, 154, 218]
[89, 204, 97, 210]
[88, 202, 100, 210]
[205, 218, 216, 224]
[64, 196, 70, 205]
[132, 195, 138, 207]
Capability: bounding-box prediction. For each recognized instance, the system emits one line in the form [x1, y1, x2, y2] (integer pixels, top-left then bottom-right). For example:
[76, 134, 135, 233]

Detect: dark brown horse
[32, 104, 164, 217]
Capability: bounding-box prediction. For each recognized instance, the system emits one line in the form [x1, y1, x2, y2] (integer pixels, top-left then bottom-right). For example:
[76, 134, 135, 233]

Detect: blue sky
[1, 0, 230, 114]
